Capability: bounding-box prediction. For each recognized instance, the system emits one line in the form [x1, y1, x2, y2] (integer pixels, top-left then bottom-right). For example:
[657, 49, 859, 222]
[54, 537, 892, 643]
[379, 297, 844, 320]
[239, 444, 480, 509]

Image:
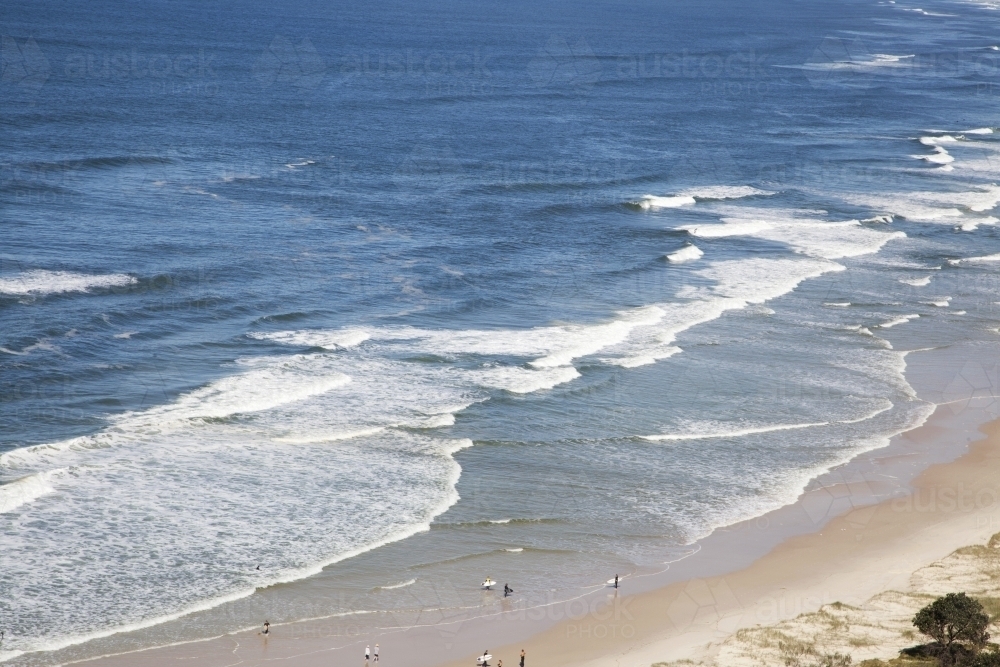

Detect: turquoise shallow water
[3, 0, 1000, 662]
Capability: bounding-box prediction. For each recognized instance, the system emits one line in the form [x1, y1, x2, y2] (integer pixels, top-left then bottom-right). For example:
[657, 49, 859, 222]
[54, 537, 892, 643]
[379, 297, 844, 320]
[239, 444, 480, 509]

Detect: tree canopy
[912, 593, 991, 666]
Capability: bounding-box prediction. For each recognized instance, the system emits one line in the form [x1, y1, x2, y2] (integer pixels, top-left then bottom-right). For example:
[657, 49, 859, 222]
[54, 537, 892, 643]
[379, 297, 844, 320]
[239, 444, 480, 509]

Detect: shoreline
[462, 416, 1000, 667]
[52, 392, 1000, 667]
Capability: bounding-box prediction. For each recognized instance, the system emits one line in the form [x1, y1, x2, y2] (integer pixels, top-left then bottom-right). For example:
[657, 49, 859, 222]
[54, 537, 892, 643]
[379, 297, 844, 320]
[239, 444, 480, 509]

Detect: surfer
[366, 645, 371, 662]
[374, 644, 380, 662]
[520, 649, 525, 667]
[256, 565, 261, 570]
[262, 621, 270, 635]
[614, 574, 619, 589]
[503, 583, 512, 597]
[480, 650, 490, 666]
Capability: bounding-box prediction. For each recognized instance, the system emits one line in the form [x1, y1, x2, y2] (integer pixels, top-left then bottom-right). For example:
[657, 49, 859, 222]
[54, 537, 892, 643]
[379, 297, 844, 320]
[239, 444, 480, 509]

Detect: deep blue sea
[3, 0, 1000, 662]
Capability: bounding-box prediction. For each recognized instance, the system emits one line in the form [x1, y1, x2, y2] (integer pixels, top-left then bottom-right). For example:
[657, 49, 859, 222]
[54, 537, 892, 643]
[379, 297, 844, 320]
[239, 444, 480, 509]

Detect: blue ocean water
[3, 0, 1000, 662]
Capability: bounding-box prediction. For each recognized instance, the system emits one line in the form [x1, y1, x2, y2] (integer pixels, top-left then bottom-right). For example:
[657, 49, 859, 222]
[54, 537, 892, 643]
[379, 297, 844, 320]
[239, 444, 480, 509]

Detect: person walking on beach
[520, 649, 525, 667]
[261, 621, 270, 635]
[503, 583, 512, 598]
[374, 644, 380, 662]
[614, 574, 619, 589]
[366, 645, 371, 663]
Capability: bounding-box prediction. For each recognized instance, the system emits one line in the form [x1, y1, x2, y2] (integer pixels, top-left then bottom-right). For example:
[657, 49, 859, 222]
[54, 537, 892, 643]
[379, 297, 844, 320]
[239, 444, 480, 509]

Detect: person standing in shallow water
[374, 644, 380, 662]
[520, 649, 525, 667]
[365, 645, 370, 663]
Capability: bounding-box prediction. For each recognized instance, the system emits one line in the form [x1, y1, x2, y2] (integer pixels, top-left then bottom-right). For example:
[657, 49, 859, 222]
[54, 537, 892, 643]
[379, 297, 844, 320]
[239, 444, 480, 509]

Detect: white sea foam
[680, 393, 936, 547]
[682, 220, 772, 238]
[900, 276, 932, 287]
[249, 329, 371, 349]
[642, 421, 830, 441]
[274, 427, 387, 444]
[417, 413, 457, 428]
[377, 579, 416, 590]
[960, 216, 999, 231]
[666, 244, 704, 263]
[611, 346, 682, 369]
[0, 427, 470, 658]
[635, 186, 773, 210]
[952, 253, 1000, 264]
[475, 365, 581, 393]
[1, 357, 354, 468]
[824, 302, 851, 307]
[139, 356, 353, 423]
[923, 297, 951, 307]
[796, 53, 914, 72]
[912, 145, 955, 165]
[682, 215, 904, 260]
[599, 257, 846, 369]
[0, 270, 136, 296]
[0, 469, 64, 514]
[963, 186, 1000, 212]
[637, 194, 696, 209]
[679, 186, 775, 200]
[919, 135, 959, 146]
[849, 186, 1000, 225]
[644, 400, 894, 443]
[965, 128, 995, 134]
[878, 314, 920, 328]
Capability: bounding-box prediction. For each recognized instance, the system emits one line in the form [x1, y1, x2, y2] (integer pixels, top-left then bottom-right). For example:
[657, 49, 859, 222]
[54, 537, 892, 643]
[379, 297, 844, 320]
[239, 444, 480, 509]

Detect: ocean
[3, 0, 1000, 663]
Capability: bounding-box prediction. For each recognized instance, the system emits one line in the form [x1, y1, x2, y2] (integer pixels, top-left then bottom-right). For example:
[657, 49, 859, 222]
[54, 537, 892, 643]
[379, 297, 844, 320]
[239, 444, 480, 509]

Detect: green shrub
[910, 594, 991, 666]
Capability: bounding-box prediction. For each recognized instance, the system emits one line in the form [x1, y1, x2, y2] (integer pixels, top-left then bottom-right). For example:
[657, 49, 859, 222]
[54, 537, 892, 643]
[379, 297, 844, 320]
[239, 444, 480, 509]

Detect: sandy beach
[7, 0, 1000, 663]
[60, 399, 1000, 667]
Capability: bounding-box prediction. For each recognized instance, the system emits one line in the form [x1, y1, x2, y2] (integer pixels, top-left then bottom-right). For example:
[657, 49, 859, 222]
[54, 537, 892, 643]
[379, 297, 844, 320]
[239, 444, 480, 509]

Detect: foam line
[878, 314, 920, 329]
[0, 469, 64, 514]
[641, 421, 830, 441]
[0, 271, 136, 296]
[637, 194, 696, 209]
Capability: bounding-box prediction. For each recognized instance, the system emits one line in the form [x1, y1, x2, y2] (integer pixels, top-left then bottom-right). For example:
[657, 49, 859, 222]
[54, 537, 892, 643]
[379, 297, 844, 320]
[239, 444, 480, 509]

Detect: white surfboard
[482, 579, 496, 589]
[607, 578, 621, 586]
[476, 655, 493, 664]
